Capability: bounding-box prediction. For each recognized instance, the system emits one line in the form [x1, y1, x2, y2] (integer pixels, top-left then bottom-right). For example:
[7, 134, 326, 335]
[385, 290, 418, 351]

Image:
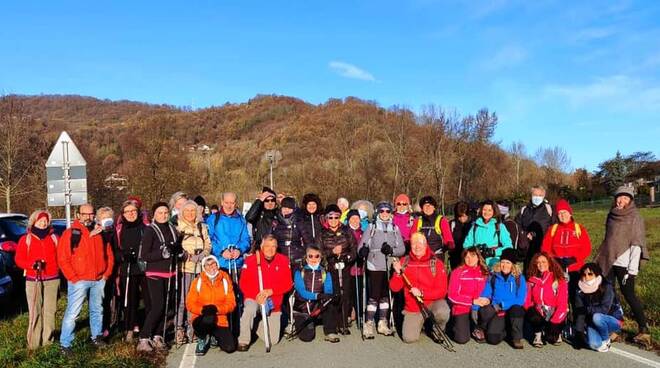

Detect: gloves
[380, 243, 393, 256]
[358, 246, 370, 259]
[32, 260, 45, 270]
[493, 303, 502, 313]
[201, 304, 218, 316]
[190, 253, 204, 264]
[317, 293, 334, 302]
[557, 256, 577, 269]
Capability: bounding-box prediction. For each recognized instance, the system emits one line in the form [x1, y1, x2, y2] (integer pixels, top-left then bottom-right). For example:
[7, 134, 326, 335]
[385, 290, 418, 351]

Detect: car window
[0, 216, 28, 241]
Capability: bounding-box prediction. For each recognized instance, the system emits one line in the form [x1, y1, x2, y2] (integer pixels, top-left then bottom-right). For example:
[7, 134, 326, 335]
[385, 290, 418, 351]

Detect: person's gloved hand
[202, 304, 218, 316]
[380, 243, 393, 256]
[358, 246, 370, 259]
[317, 293, 334, 302]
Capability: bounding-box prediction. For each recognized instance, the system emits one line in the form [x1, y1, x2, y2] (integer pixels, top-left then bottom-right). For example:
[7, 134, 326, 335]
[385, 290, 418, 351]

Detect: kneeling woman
[448, 246, 490, 344]
[474, 248, 526, 348]
[186, 255, 237, 355]
[574, 263, 623, 352]
[524, 252, 569, 347]
[292, 245, 338, 343]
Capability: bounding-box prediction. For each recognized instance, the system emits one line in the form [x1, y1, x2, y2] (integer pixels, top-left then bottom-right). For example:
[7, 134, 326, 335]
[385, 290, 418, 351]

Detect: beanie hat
[346, 209, 361, 221]
[325, 204, 341, 215]
[281, 197, 296, 209]
[194, 195, 207, 208]
[302, 193, 323, 208]
[500, 248, 517, 264]
[128, 195, 143, 209]
[151, 201, 169, 215]
[376, 201, 394, 212]
[614, 185, 635, 199]
[555, 199, 573, 215]
[36, 211, 50, 223]
[262, 186, 277, 198]
[419, 196, 438, 208]
[394, 193, 410, 205]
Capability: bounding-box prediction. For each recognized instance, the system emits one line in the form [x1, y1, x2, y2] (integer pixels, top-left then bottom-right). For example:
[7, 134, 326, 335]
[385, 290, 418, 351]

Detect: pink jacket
[524, 271, 569, 324]
[392, 212, 413, 242]
[448, 265, 488, 316]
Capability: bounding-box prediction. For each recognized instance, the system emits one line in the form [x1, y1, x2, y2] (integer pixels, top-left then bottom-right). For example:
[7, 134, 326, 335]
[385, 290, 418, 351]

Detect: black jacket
[273, 212, 304, 265]
[245, 199, 278, 247]
[141, 222, 180, 273]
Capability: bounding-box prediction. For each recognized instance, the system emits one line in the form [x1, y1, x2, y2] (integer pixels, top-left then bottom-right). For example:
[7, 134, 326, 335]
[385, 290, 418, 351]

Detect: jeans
[587, 313, 621, 350]
[60, 279, 106, 348]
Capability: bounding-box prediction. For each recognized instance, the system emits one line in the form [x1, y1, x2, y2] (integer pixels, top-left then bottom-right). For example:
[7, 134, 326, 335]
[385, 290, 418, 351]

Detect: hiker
[175, 200, 212, 345]
[448, 201, 473, 270]
[291, 245, 338, 342]
[15, 210, 59, 349]
[573, 263, 624, 352]
[411, 196, 454, 259]
[516, 185, 556, 272]
[245, 187, 279, 249]
[346, 210, 364, 327]
[237, 235, 292, 351]
[272, 196, 304, 268]
[207, 192, 251, 273]
[318, 204, 357, 337]
[337, 197, 350, 223]
[390, 232, 450, 343]
[97, 207, 120, 339]
[473, 248, 527, 348]
[447, 246, 489, 344]
[57, 204, 115, 355]
[168, 191, 189, 227]
[116, 199, 150, 342]
[541, 198, 592, 307]
[137, 202, 184, 352]
[392, 194, 413, 246]
[497, 200, 529, 265]
[524, 252, 569, 347]
[463, 200, 513, 269]
[186, 255, 236, 355]
[595, 186, 651, 347]
[351, 199, 374, 232]
[298, 193, 324, 246]
[358, 201, 405, 338]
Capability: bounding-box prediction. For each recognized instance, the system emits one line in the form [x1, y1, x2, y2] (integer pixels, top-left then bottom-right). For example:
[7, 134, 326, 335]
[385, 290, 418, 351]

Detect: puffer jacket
[480, 271, 527, 311]
[245, 199, 278, 247]
[447, 264, 488, 316]
[463, 217, 513, 268]
[541, 221, 591, 272]
[359, 219, 405, 272]
[574, 279, 624, 334]
[57, 220, 114, 283]
[392, 212, 413, 243]
[524, 271, 569, 324]
[206, 209, 251, 270]
[177, 219, 211, 274]
[317, 224, 357, 269]
[239, 251, 293, 312]
[298, 211, 323, 246]
[15, 231, 59, 280]
[293, 264, 334, 312]
[272, 212, 304, 265]
[186, 270, 236, 327]
[389, 247, 447, 313]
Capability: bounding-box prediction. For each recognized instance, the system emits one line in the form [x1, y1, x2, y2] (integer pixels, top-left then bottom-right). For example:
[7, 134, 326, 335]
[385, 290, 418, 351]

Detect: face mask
[308, 263, 320, 271]
[358, 209, 368, 219]
[531, 196, 544, 206]
[101, 217, 114, 230]
[584, 277, 597, 286]
[204, 269, 219, 279]
[396, 209, 408, 214]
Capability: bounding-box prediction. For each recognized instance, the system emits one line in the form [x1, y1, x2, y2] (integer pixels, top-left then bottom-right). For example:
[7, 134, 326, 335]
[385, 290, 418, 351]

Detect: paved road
[167, 327, 660, 368]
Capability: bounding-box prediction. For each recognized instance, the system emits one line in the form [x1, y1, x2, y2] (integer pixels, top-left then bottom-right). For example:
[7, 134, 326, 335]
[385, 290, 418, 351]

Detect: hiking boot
[136, 338, 153, 352]
[60, 346, 74, 357]
[633, 332, 652, 349]
[597, 339, 611, 353]
[552, 335, 563, 346]
[325, 333, 340, 343]
[533, 332, 543, 348]
[339, 326, 351, 335]
[125, 330, 135, 343]
[472, 328, 486, 343]
[512, 339, 524, 349]
[609, 331, 621, 343]
[90, 337, 107, 348]
[363, 320, 375, 339]
[237, 343, 250, 352]
[195, 335, 211, 356]
[175, 328, 187, 345]
[377, 320, 394, 336]
[152, 335, 167, 351]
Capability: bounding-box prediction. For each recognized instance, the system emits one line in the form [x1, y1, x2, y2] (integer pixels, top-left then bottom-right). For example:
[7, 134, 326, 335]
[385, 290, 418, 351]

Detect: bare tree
[509, 141, 527, 191]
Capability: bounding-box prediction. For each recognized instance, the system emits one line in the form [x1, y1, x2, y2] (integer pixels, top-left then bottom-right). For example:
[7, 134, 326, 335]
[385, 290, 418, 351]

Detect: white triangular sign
[46, 131, 87, 167]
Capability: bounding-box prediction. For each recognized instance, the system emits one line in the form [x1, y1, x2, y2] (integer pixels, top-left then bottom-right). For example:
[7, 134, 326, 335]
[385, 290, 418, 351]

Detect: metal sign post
[46, 132, 87, 228]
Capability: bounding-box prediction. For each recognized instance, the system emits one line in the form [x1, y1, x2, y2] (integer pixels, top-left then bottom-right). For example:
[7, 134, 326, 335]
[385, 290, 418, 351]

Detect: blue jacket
[293, 264, 333, 301]
[206, 210, 251, 270]
[480, 271, 527, 311]
[464, 217, 513, 268]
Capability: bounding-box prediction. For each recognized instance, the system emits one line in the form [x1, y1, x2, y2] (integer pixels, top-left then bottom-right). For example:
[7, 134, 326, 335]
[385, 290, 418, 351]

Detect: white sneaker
[533, 332, 543, 347]
[377, 320, 394, 336]
[136, 338, 153, 352]
[363, 320, 375, 339]
[152, 335, 167, 351]
[597, 339, 611, 352]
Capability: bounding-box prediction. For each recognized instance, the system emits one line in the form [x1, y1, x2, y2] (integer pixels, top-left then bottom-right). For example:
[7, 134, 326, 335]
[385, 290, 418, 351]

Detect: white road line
[178, 343, 197, 368]
[610, 347, 660, 368]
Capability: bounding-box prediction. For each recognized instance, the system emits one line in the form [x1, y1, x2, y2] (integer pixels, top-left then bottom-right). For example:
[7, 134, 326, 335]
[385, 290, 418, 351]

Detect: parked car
[0, 214, 28, 302]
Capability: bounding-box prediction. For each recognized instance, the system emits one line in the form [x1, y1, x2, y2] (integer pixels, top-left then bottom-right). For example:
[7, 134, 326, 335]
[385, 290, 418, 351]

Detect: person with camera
[15, 210, 59, 349]
[358, 201, 404, 338]
[186, 255, 236, 356]
[176, 200, 212, 345]
[463, 200, 512, 269]
[317, 204, 357, 337]
[116, 199, 150, 342]
[245, 187, 279, 250]
[137, 202, 184, 352]
[57, 204, 115, 355]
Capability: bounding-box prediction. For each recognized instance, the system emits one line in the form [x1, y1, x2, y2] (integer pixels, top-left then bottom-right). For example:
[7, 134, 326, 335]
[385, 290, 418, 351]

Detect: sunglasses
[396, 202, 408, 206]
[583, 271, 595, 276]
[123, 209, 138, 214]
[327, 216, 340, 220]
[379, 209, 391, 213]
[307, 254, 321, 259]
[264, 198, 276, 203]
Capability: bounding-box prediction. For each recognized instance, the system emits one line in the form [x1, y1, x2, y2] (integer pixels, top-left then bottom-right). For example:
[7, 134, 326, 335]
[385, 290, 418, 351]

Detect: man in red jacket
[237, 235, 292, 351]
[390, 232, 449, 343]
[57, 204, 114, 354]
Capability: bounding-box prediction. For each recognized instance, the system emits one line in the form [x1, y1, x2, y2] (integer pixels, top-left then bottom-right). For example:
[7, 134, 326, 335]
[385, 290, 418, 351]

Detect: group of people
[13, 185, 651, 357]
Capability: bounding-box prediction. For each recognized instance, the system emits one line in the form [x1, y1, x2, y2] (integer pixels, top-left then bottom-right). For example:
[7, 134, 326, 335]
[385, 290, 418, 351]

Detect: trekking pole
[124, 262, 131, 308]
[163, 256, 173, 342]
[256, 251, 272, 353]
[399, 271, 454, 352]
[361, 263, 367, 341]
[386, 256, 396, 335]
[354, 264, 362, 332]
[287, 296, 336, 340]
[174, 257, 181, 348]
[334, 256, 347, 332]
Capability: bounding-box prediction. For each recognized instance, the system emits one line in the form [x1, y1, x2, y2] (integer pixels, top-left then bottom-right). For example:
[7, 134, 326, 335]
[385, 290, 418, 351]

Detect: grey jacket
[359, 219, 405, 271]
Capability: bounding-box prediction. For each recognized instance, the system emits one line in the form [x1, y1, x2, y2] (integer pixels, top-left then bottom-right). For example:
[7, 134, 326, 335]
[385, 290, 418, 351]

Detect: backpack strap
[196, 274, 229, 294]
[550, 223, 581, 239]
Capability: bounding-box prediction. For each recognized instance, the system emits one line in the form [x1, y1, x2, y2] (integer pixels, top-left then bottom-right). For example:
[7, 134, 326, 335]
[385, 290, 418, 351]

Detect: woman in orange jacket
[186, 255, 236, 356]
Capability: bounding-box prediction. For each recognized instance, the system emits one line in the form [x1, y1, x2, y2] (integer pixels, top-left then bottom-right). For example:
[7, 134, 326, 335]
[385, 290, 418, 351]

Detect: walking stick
[354, 265, 362, 332]
[287, 296, 336, 340]
[361, 263, 367, 341]
[124, 262, 131, 308]
[335, 257, 347, 333]
[163, 256, 173, 342]
[256, 251, 272, 353]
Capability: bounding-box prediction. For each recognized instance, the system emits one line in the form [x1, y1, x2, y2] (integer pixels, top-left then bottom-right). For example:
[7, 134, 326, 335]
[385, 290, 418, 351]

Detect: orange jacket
[56, 220, 114, 283]
[186, 270, 236, 328]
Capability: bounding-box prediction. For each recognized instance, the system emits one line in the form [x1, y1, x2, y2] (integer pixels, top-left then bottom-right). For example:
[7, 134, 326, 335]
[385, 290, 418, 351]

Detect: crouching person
[237, 235, 293, 351]
[390, 232, 450, 343]
[291, 245, 338, 342]
[186, 255, 236, 356]
[474, 248, 527, 348]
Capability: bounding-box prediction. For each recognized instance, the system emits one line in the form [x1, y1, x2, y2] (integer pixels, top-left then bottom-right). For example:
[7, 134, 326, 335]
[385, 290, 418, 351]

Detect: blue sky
[1, 0, 659, 171]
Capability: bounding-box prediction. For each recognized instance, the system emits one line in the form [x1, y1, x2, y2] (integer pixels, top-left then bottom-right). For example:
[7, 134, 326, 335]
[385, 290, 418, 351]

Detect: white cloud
[571, 26, 619, 43]
[328, 61, 375, 82]
[483, 45, 527, 70]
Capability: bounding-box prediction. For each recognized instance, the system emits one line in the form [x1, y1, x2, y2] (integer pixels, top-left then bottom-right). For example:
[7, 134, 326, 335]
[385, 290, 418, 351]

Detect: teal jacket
[463, 217, 512, 268]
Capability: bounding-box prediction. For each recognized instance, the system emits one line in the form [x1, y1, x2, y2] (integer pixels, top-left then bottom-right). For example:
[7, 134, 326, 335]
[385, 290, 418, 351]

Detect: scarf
[578, 275, 602, 294]
[31, 226, 50, 239]
[596, 202, 649, 275]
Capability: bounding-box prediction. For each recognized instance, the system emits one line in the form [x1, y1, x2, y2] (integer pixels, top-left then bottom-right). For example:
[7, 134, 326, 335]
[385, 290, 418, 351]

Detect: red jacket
[15, 232, 59, 280]
[541, 221, 591, 272]
[239, 251, 292, 312]
[57, 220, 114, 283]
[390, 247, 447, 313]
[524, 271, 569, 324]
[186, 270, 236, 327]
[448, 264, 488, 316]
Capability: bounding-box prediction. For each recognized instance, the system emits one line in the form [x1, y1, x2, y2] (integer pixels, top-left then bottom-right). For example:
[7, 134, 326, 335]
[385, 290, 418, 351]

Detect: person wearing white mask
[515, 185, 556, 273]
